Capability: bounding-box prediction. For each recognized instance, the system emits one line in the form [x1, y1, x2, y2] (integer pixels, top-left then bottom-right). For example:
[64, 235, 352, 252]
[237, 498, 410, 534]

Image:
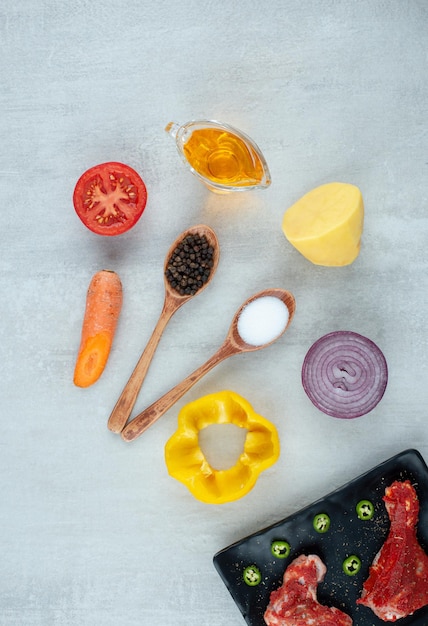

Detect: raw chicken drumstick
[264, 553, 353, 625]
[358, 480, 428, 621]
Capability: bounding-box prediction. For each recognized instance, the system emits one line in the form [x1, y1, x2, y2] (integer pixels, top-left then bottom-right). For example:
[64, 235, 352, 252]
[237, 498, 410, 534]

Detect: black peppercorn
[165, 233, 214, 296]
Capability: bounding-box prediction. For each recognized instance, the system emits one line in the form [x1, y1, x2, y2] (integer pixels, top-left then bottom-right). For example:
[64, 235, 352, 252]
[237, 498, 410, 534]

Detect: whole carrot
[73, 270, 123, 388]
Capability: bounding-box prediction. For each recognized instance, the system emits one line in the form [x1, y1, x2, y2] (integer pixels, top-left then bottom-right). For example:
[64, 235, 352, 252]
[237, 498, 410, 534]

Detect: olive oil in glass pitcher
[165, 120, 271, 193]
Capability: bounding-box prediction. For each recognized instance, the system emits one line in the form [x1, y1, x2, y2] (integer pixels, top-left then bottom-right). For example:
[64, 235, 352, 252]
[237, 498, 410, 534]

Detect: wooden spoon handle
[107, 304, 176, 433]
[121, 343, 234, 441]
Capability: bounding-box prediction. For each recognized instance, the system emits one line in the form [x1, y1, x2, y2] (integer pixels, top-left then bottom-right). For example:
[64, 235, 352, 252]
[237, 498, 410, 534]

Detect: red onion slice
[301, 331, 388, 419]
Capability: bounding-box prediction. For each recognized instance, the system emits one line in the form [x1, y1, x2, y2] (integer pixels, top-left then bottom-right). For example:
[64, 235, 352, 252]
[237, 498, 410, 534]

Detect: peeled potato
[282, 182, 364, 266]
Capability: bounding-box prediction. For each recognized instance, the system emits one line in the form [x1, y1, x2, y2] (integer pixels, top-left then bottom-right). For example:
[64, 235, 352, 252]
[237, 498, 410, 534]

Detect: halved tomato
[73, 162, 148, 236]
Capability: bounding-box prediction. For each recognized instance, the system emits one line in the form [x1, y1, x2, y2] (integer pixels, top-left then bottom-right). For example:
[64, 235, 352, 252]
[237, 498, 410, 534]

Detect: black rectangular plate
[213, 449, 428, 626]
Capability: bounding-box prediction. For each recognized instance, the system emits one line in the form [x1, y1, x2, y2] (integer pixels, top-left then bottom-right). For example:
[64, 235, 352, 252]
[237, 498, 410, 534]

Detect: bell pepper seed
[243, 564, 262, 586]
[271, 540, 291, 559]
[343, 555, 362, 576]
[313, 513, 331, 533]
[356, 499, 375, 520]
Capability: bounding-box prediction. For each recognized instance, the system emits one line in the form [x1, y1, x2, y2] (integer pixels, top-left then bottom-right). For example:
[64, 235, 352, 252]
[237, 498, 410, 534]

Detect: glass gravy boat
[165, 120, 271, 193]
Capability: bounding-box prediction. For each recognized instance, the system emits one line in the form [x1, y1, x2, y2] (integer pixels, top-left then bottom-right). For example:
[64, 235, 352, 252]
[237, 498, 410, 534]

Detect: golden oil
[166, 120, 271, 192]
[182, 127, 265, 187]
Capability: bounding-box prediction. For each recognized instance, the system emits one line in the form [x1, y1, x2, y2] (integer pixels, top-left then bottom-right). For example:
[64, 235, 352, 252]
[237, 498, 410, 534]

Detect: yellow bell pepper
[164, 391, 280, 504]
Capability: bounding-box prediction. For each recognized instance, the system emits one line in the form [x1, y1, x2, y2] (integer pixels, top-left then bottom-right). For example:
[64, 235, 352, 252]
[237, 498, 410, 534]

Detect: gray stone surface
[1, 1, 427, 624]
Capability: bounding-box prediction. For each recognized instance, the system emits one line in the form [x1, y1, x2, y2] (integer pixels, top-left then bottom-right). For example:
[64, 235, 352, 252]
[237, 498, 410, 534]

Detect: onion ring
[301, 331, 388, 419]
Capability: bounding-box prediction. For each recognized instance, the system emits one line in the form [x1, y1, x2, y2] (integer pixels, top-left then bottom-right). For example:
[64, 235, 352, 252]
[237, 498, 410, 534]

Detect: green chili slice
[356, 499, 375, 520]
[313, 513, 330, 533]
[271, 540, 291, 559]
[243, 564, 262, 586]
[343, 555, 362, 576]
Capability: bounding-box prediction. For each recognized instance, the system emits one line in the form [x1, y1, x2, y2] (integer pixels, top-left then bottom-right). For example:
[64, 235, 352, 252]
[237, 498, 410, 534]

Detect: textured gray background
[1, 1, 427, 624]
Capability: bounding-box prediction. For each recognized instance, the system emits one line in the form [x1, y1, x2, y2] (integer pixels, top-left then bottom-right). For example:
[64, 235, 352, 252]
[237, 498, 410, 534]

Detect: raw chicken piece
[264, 554, 353, 626]
[358, 480, 428, 621]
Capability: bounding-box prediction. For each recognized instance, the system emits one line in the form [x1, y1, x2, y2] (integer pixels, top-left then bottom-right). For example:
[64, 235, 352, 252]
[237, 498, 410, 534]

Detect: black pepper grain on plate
[165, 233, 214, 296]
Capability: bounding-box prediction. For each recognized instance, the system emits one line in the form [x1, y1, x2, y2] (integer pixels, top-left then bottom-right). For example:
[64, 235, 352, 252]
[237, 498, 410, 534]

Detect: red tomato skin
[73, 162, 148, 236]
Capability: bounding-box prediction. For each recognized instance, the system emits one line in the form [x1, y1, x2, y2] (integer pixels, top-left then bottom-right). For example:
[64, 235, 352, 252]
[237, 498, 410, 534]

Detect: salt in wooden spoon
[121, 288, 295, 442]
[107, 224, 220, 433]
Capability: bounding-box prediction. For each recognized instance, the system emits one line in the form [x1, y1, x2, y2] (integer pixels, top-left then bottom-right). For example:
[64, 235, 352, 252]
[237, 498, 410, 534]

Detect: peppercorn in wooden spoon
[121, 288, 295, 442]
[107, 224, 220, 433]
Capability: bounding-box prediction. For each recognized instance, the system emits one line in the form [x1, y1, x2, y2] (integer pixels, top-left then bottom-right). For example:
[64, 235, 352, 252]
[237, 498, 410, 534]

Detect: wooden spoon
[121, 288, 295, 442]
[107, 224, 220, 433]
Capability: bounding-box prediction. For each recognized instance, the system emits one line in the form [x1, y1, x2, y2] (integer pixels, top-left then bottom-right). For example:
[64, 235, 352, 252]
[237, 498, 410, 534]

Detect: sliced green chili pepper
[243, 564, 262, 586]
[356, 499, 375, 520]
[343, 555, 362, 576]
[313, 513, 330, 533]
[271, 540, 291, 559]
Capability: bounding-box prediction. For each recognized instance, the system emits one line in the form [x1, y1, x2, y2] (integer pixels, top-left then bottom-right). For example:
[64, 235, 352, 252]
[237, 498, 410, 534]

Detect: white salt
[237, 296, 289, 346]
